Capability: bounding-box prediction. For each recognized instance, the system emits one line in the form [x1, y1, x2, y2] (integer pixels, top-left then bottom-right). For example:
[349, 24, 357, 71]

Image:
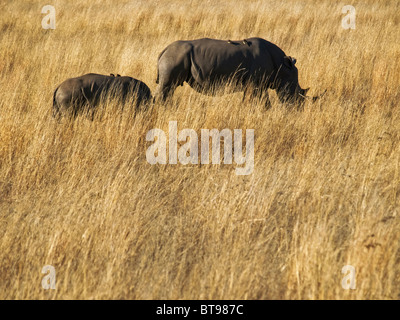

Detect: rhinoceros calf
[53, 73, 152, 118]
[155, 37, 322, 107]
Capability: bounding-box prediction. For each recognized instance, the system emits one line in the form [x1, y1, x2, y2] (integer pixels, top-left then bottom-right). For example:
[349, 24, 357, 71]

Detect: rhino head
[275, 56, 323, 105]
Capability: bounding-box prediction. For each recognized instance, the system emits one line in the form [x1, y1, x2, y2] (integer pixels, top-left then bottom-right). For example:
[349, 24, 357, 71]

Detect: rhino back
[191, 38, 254, 74]
[111, 77, 152, 103]
[55, 74, 112, 107]
[189, 38, 281, 84]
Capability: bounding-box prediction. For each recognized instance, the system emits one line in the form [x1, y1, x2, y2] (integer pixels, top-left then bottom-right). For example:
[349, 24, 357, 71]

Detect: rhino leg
[134, 82, 152, 111]
[155, 42, 192, 102]
[243, 87, 271, 110]
[155, 82, 177, 102]
[264, 94, 272, 110]
[53, 86, 77, 118]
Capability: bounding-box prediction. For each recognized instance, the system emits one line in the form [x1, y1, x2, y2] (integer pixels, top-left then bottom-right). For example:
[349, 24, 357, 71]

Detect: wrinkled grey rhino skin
[156, 37, 319, 106]
[53, 73, 152, 118]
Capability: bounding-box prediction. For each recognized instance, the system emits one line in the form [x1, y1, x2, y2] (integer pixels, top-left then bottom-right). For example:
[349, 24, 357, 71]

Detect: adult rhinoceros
[53, 73, 152, 118]
[155, 37, 322, 106]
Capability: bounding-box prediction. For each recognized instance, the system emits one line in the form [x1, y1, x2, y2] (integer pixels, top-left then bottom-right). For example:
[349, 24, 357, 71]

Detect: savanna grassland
[0, 0, 399, 299]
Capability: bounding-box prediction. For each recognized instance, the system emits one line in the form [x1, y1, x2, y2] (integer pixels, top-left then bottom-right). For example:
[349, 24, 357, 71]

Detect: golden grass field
[0, 0, 399, 299]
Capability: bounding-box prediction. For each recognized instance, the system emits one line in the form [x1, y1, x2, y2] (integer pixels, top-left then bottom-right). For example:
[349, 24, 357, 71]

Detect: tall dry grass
[0, 0, 399, 299]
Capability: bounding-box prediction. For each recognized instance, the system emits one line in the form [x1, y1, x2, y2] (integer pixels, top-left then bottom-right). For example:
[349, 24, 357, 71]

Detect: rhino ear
[283, 56, 294, 68]
[292, 57, 297, 65]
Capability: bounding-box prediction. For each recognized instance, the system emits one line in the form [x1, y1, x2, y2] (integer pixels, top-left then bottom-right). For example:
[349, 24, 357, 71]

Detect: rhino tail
[156, 47, 169, 84]
[52, 87, 59, 118]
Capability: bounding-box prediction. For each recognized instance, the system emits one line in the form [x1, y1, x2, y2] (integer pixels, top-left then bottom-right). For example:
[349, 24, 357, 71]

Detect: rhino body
[156, 37, 315, 106]
[53, 73, 152, 118]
